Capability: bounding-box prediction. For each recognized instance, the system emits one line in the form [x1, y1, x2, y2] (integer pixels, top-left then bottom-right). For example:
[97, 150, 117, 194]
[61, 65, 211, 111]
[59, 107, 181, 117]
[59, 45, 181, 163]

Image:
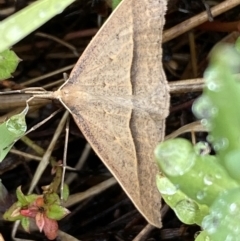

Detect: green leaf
[0, 0, 75, 53]
[25, 194, 40, 204]
[16, 186, 39, 206]
[155, 39, 240, 240]
[194, 204, 209, 226]
[62, 183, 70, 202]
[45, 193, 61, 205]
[0, 49, 20, 80]
[46, 204, 70, 220]
[0, 104, 28, 162]
[16, 186, 28, 206]
[21, 217, 30, 233]
[3, 201, 22, 221]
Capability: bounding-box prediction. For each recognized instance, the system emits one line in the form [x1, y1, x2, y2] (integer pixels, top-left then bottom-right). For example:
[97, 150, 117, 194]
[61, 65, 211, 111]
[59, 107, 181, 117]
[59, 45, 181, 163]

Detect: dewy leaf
[0, 49, 20, 80]
[0, 0, 75, 53]
[0, 104, 28, 162]
[192, 43, 240, 183]
[155, 138, 239, 206]
[202, 188, 240, 241]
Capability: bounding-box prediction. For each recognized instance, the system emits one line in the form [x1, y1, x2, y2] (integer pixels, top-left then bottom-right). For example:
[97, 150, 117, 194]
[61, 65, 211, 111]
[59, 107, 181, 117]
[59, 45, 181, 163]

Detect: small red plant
[3, 187, 70, 240]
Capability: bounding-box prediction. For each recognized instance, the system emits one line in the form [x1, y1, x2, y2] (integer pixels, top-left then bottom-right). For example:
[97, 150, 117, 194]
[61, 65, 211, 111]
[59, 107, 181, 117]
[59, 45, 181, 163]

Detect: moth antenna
[24, 109, 62, 136]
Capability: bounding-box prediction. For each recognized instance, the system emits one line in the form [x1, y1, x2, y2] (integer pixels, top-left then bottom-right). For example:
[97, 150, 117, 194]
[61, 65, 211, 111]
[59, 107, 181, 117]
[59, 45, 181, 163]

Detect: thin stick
[25, 108, 62, 135]
[42, 78, 65, 89]
[28, 110, 69, 194]
[65, 177, 117, 208]
[168, 78, 204, 93]
[0, 94, 49, 112]
[21, 136, 49, 157]
[188, 31, 198, 77]
[201, 0, 214, 21]
[35, 32, 78, 56]
[61, 117, 70, 201]
[21, 64, 74, 86]
[165, 121, 206, 140]
[132, 224, 154, 241]
[163, 0, 240, 43]
[10, 149, 42, 161]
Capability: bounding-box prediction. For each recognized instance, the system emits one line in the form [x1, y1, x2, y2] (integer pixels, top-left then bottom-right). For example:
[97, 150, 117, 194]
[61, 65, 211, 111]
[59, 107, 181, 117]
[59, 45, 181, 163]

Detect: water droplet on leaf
[5, 26, 22, 41]
[202, 212, 220, 234]
[215, 173, 222, 179]
[201, 119, 212, 129]
[203, 175, 213, 186]
[39, 10, 47, 18]
[229, 203, 238, 214]
[204, 69, 221, 92]
[193, 95, 217, 120]
[6, 115, 26, 135]
[156, 176, 177, 195]
[196, 190, 206, 200]
[174, 199, 199, 224]
[207, 135, 214, 143]
[213, 137, 229, 151]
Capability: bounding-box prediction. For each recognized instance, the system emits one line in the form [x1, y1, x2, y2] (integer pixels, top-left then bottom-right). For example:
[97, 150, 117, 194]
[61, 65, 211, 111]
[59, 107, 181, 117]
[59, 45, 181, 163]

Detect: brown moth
[53, 0, 169, 227]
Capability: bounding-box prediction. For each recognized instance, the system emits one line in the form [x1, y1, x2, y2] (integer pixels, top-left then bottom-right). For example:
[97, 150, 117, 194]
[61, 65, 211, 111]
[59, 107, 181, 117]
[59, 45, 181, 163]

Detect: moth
[47, 0, 169, 227]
